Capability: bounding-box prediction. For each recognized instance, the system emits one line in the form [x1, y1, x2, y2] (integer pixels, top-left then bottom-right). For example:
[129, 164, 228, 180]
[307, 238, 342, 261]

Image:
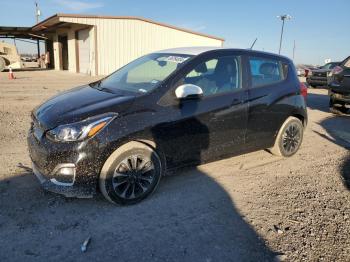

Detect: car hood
[33, 85, 135, 130]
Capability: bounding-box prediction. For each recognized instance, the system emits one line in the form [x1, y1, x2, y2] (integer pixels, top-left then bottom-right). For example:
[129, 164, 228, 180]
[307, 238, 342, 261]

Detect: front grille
[313, 72, 327, 77]
[31, 115, 46, 141]
[334, 91, 350, 98]
[33, 122, 44, 140]
[28, 131, 49, 173]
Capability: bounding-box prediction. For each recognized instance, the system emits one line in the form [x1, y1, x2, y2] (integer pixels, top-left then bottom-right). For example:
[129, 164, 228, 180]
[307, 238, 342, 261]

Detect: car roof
[155, 46, 226, 55]
[155, 46, 291, 61]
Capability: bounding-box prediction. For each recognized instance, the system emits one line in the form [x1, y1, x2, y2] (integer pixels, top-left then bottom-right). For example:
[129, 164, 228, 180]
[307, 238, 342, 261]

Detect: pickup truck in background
[306, 62, 340, 88]
[328, 56, 350, 114]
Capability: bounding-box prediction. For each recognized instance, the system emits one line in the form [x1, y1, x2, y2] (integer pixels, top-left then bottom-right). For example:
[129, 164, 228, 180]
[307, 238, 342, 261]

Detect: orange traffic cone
[8, 67, 15, 80]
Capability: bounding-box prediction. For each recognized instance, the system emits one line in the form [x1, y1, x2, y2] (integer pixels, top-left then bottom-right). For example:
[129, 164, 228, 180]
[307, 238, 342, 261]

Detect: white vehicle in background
[0, 42, 23, 72]
[21, 56, 32, 62]
[296, 68, 304, 76]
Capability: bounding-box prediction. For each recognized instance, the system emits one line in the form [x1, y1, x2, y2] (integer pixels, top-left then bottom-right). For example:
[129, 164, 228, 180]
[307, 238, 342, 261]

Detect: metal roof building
[30, 14, 224, 76]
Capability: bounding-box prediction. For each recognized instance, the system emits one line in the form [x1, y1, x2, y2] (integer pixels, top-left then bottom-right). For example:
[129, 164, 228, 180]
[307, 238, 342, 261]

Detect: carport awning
[0, 26, 47, 40]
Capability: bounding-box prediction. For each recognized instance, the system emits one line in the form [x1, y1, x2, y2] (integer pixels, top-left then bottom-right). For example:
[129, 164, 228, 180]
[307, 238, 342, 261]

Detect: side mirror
[175, 84, 203, 99]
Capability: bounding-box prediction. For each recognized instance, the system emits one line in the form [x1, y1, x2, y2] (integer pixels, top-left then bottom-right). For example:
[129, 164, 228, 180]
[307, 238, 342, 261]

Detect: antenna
[250, 38, 258, 50]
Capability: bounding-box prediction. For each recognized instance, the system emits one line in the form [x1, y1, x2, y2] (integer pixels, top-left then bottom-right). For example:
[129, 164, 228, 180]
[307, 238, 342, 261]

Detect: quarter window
[249, 57, 287, 88]
[180, 56, 241, 97]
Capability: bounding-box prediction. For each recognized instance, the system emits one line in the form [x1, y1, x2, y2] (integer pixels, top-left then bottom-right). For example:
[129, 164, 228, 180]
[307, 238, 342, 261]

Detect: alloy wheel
[282, 123, 301, 154]
[112, 155, 155, 199]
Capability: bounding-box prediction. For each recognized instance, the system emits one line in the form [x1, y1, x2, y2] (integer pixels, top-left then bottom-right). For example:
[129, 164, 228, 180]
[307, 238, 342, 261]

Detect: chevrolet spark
[28, 47, 308, 205]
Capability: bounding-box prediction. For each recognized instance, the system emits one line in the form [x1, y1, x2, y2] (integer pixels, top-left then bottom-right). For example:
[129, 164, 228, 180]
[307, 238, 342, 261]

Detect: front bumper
[306, 76, 328, 86]
[27, 128, 104, 198]
[32, 162, 93, 198]
[329, 90, 350, 104]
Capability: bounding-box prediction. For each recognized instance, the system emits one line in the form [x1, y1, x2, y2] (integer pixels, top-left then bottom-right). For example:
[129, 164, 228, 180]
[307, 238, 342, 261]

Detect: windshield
[321, 63, 337, 70]
[96, 53, 193, 94]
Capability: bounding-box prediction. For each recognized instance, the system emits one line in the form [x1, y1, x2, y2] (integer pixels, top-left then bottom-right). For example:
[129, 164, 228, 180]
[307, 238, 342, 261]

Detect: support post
[278, 19, 285, 55]
[37, 39, 40, 57]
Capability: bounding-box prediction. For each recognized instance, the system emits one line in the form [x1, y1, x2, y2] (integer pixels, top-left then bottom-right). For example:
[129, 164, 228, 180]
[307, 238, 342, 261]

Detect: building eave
[31, 13, 225, 42]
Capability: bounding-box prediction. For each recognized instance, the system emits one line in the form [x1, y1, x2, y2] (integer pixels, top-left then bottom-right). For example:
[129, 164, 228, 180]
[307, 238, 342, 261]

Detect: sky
[0, 0, 349, 65]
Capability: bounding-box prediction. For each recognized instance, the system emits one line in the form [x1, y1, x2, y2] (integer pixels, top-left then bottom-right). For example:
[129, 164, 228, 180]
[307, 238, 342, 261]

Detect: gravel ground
[0, 71, 349, 261]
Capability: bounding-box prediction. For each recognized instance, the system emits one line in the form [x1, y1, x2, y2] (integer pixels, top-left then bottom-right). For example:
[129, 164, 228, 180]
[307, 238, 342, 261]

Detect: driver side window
[181, 55, 241, 97]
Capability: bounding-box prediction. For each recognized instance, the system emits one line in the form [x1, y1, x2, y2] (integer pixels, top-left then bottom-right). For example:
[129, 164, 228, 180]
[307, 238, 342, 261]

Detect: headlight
[46, 113, 117, 142]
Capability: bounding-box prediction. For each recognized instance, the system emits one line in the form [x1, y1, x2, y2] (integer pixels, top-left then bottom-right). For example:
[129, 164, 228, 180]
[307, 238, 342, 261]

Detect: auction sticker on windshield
[164, 56, 190, 64]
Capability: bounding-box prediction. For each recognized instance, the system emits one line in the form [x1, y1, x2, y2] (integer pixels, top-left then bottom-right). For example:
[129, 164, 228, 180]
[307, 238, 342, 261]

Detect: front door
[157, 52, 248, 166]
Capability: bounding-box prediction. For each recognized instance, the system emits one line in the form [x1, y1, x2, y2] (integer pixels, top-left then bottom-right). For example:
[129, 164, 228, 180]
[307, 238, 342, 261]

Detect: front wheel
[330, 99, 349, 115]
[99, 141, 163, 205]
[269, 117, 304, 157]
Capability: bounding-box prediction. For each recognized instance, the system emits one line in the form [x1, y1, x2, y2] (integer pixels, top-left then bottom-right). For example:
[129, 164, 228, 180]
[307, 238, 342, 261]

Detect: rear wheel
[99, 141, 163, 205]
[269, 117, 304, 157]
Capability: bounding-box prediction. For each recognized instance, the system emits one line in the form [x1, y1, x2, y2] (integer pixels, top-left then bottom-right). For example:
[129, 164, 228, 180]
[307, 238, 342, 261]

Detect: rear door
[245, 55, 293, 150]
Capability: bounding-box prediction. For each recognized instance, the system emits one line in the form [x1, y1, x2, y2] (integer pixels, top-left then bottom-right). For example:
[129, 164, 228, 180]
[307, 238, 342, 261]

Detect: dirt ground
[0, 70, 349, 261]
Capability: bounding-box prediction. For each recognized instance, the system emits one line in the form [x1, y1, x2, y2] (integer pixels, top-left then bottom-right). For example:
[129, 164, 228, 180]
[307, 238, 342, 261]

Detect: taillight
[300, 82, 307, 99]
[331, 66, 343, 75]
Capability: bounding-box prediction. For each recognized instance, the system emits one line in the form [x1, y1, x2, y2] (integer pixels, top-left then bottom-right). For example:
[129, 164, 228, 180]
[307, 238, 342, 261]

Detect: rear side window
[249, 57, 288, 88]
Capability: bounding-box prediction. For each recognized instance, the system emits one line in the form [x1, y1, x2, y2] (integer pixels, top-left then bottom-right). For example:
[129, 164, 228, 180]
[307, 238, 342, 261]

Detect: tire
[330, 99, 349, 115]
[0, 57, 5, 72]
[99, 141, 163, 205]
[269, 116, 304, 157]
[306, 82, 313, 88]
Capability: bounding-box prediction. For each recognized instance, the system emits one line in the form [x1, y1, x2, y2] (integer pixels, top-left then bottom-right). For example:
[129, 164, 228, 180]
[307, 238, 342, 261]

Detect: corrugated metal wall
[60, 17, 223, 75]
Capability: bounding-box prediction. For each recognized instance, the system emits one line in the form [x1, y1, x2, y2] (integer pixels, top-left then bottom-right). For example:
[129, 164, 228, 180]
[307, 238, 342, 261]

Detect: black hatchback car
[28, 47, 308, 205]
[328, 56, 350, 114]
